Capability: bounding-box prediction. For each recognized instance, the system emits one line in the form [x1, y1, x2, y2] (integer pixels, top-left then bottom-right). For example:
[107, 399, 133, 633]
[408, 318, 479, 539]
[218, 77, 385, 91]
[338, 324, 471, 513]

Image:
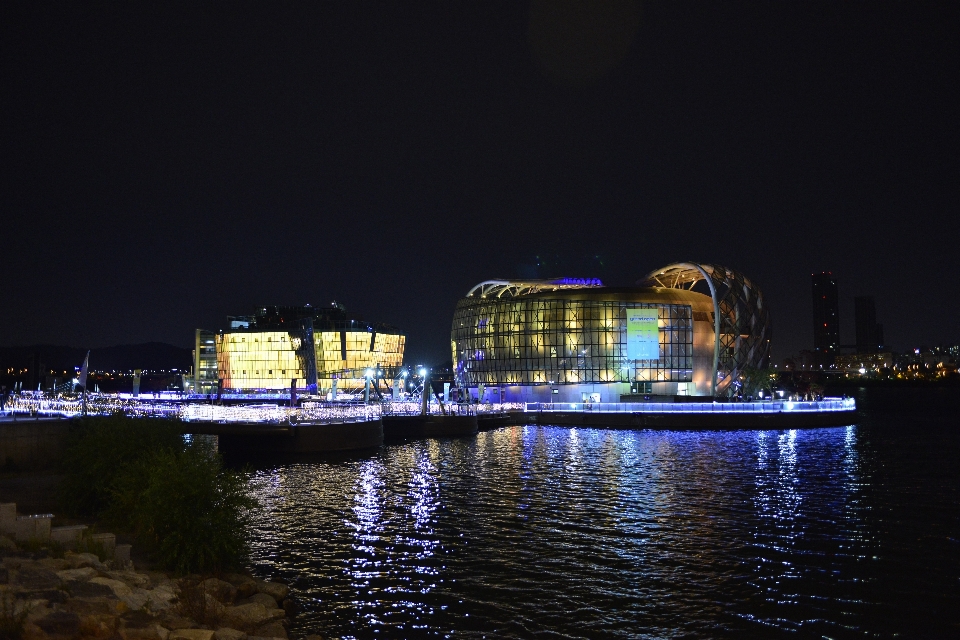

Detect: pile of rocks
[0, 502, 308, 640]
[1, 548, 303, 640]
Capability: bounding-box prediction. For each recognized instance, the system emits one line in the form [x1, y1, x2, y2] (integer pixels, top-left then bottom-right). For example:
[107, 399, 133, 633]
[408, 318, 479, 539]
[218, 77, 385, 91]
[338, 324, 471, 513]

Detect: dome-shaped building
[450, 263, 771, 403]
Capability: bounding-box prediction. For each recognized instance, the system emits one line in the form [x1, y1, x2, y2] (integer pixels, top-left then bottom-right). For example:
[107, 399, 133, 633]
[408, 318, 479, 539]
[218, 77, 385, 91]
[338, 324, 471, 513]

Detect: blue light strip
[524, 397, 856, 414]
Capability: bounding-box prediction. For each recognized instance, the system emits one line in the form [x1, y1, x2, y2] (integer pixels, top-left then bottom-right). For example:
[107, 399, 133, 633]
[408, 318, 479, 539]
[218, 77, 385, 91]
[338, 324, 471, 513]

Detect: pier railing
[6, 394, 853, 423]
[1, 395, 522, 423]
[525, 397, 856, 413]
[381, 402, 477, 417]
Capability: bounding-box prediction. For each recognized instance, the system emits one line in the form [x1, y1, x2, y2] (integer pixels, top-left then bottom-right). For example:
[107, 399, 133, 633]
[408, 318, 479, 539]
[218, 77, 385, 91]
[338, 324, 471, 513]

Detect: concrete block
[114, 543, 132, 563]
[34, 515, 51, 539]
[50, 524, 88, 549]
[91, 532, 116, 557]
[14, 516, 37, 540]
[0, 503, 15, 536]
[15, 514, 52, 541]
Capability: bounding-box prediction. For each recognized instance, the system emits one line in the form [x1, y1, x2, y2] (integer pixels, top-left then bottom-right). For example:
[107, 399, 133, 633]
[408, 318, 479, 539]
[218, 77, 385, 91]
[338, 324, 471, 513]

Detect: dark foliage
[110, 443, 256, 574]
[59, 415, 256, 573]
[59, 414, 183, 518]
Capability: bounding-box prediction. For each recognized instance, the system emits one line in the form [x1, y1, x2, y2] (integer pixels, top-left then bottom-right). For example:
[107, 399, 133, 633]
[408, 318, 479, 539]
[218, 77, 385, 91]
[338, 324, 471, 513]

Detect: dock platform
[522, 398, 857, 430]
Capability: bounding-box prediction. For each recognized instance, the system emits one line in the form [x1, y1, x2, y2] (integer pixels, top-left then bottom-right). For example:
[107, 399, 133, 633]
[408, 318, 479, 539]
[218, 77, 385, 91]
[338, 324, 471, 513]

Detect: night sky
[3, 2, 958, 364]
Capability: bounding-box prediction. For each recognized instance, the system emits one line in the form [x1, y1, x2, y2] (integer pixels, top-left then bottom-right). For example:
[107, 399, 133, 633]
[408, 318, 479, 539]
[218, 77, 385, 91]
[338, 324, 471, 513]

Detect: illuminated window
[452, 298, 693, 386]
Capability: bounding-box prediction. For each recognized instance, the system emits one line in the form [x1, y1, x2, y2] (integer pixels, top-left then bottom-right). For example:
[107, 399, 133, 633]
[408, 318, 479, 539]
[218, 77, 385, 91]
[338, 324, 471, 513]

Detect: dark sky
[3, 2, 958, 364]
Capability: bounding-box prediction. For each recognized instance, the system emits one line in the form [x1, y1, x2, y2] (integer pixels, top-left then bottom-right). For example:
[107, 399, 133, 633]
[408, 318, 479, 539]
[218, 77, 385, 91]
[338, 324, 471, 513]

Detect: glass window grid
[452, 298, 693, 386]
[217, 330, 405, 390]
[638, 263, 772, 396]
[195, 329, 220, 394]
[316, 331, 405, 380]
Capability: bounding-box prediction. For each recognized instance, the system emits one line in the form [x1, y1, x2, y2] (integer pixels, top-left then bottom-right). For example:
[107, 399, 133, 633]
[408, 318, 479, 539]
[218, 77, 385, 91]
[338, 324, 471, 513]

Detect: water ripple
[243, 389, 960, 639]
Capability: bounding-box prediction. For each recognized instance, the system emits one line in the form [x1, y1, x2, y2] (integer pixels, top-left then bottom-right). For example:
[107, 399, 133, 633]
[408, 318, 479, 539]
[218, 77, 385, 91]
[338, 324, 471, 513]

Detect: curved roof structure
[465, 278, 603, 299]
[455, 264, 770, 398]
[638, 263, 771, 395]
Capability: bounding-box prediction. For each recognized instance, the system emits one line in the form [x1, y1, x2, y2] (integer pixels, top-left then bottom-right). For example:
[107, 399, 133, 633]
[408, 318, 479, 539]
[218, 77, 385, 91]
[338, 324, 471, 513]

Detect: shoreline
[1, 536, 304, 640]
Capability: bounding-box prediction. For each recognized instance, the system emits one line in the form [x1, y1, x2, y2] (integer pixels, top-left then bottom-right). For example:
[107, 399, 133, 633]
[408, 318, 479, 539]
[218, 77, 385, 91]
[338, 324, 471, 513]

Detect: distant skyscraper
[855, 296, 884, 353]
[812, 272, 840, 364]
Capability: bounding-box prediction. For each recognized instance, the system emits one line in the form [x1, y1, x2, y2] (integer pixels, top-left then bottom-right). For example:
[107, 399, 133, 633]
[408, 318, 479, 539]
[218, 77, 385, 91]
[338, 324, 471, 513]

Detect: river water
[242, 388, 960, 639]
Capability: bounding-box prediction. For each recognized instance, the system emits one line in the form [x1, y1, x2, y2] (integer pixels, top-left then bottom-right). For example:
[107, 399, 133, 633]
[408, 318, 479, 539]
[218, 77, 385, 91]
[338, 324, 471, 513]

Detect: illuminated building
[811, 272, 840, 365]
[451, 263, 772, 403]
[193, 329, 218, 394]
[835, 352, 892, 373]
[196, 304, 404, 392]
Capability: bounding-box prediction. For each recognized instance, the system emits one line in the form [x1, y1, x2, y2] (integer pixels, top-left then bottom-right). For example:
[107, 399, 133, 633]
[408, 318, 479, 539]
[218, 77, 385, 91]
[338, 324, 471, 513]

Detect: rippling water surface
[242, 388, 960, 638]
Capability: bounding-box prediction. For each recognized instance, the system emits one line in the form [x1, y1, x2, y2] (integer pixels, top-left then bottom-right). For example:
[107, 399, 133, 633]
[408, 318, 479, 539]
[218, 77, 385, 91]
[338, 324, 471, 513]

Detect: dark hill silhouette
[0, 342, 192, 373]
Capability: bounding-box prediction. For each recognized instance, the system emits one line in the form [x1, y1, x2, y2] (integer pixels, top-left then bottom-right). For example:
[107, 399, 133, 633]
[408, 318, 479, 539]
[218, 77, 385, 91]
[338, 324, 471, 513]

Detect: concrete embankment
[209, 418, 383, 455]
[476, 413, 520, 431]
[0, 416, 73, 470]
[382, 414, 478, 440]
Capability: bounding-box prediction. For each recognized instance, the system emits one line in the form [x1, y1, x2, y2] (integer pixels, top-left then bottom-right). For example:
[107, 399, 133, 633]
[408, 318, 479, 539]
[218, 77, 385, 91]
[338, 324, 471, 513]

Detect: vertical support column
[298, 318, 318, 395]
[421, 370, 430, 415]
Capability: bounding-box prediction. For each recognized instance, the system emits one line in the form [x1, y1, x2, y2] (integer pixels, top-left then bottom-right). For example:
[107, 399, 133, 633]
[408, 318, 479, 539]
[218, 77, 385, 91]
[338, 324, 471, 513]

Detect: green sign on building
[626, 309, 659, 360]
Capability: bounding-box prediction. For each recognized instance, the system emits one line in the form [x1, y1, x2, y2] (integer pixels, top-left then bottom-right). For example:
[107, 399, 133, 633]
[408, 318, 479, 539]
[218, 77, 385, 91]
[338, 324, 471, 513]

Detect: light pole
[420, 367, 429, 415]
[364, 369, 373, 404]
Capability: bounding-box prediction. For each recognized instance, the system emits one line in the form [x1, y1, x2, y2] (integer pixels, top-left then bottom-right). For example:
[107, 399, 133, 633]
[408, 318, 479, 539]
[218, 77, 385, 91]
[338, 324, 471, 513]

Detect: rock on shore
[1, 539, 306, 640]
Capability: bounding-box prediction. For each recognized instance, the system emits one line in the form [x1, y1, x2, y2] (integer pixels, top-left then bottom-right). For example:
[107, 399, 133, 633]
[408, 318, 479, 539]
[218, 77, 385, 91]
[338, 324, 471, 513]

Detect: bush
[110, 442, 256, 574]
[59, 415, 257, 574]
[59, 414, 184, 518]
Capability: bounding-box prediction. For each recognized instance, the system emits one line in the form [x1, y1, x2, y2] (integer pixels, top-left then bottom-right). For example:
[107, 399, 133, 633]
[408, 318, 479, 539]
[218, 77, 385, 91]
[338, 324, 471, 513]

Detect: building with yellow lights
[194, 304, 404, 393]
[451, 263, 771, 403]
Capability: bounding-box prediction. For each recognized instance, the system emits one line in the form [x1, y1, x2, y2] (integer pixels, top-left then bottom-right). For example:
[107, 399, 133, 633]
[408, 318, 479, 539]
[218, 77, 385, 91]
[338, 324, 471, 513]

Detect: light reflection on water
[243, 407, 960, 639]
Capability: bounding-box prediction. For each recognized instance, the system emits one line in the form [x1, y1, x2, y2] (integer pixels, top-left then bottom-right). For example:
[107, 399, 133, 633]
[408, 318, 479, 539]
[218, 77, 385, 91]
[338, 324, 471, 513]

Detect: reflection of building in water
[194, 303, 404, 392]
[451, 263, 771, 402]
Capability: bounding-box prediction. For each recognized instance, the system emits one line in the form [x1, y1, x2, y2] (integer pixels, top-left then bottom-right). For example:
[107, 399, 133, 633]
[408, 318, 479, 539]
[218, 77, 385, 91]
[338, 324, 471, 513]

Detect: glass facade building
[196, 304, 405, 392]
[452, 264, 771, 402]
[193, 329, 219, 394]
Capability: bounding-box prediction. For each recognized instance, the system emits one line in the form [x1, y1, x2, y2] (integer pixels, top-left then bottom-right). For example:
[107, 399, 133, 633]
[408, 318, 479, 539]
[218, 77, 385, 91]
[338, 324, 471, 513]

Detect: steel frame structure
[465, 278, 603, 299]
[638, 263, 771, 395]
